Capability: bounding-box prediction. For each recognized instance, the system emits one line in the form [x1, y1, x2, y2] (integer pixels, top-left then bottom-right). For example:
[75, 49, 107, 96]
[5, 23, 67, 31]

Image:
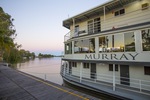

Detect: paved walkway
[0, 64, 99, 100]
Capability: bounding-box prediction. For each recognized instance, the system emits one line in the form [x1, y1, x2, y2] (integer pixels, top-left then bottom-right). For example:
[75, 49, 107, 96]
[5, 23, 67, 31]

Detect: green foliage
[0, 7, 15, 53]
[38, 53, 54, 58]
[3, 48, 21, 63]
[0, 7, 35, 64]
[20, 49, 35, 60]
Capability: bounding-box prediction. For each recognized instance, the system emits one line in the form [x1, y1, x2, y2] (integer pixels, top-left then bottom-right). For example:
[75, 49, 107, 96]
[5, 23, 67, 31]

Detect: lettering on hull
[85, 53, 139, 60]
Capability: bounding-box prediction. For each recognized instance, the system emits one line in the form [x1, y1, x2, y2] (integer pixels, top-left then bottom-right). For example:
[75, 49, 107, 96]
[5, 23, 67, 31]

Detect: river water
[17, 57, 63, 85]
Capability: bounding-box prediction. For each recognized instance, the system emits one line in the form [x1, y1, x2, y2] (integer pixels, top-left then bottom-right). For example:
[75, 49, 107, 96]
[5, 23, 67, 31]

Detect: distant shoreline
[37, 56, 63, 58]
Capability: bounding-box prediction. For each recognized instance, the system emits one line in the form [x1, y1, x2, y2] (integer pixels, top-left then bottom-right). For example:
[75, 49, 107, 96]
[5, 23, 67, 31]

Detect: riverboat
[61, 0, 150, 99]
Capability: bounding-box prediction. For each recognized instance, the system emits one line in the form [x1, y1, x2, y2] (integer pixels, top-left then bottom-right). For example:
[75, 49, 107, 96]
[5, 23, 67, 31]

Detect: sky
[0, 0, 109, 55]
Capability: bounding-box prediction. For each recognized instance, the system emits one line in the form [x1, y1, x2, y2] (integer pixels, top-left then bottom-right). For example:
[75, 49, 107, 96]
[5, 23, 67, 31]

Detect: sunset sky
[0, 0, 108, 55]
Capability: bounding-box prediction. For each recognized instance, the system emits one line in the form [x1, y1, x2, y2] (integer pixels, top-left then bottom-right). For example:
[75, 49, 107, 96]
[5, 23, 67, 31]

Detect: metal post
[139, 80, 142, 92]
[44, 74, 46, 81]
[63, 62, 66, 76]
[95, 74, 97, 83]
[113, 64, 116, 91]
[60, 59, 62, 74]
[80, 62, 83, 83]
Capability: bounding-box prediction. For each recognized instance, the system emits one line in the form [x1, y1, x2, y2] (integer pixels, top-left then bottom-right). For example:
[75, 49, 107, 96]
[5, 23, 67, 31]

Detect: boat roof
[63, 0, 137, 29]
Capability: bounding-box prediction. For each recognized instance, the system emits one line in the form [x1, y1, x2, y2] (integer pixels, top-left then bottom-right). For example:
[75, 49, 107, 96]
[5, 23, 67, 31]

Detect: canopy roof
[63, 0, 137, 29]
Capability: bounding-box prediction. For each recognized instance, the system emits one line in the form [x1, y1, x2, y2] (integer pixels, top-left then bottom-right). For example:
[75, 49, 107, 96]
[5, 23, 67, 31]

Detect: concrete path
[0, 64, 99, 100]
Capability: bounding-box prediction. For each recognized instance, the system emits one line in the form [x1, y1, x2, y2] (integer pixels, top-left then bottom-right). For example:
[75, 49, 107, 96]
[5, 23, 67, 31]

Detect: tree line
[0, 7, 35, 64]
[38, 53, 54, 58]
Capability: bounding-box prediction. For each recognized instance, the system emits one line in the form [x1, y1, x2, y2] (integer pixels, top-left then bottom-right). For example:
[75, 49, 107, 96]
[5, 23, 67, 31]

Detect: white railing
[20, 70, 63, 85]
[64, 31, 71, 42]
[64, 6, 150, 42]
[60, 67, 150, 95]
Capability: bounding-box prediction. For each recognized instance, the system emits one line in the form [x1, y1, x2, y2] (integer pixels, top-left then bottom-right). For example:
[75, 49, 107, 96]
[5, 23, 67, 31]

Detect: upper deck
[63, 0, 150, 42]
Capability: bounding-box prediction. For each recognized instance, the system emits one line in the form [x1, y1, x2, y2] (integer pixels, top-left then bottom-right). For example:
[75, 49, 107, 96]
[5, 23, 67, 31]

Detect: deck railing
[64, 31, 71, 42]
[64, 6, 150, 42]
[60, 67, 150, 95]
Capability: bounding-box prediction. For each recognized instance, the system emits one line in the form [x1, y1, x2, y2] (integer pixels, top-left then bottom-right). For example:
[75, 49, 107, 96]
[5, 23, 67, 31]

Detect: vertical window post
[80, 62, 83, 83]
[113, 64, 116, 91]
[103, 6, 105, 22]
[72, 18, 75, 37]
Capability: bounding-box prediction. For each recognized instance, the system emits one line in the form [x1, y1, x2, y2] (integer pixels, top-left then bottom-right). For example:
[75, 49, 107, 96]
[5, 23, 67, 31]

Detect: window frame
[65, 42, 72, 54]
[74, 38, 95, 53]
[142, 3, 149, 10]
[72, 62, 77, 67]
[124, 32, 135, 52]
[114, 8, 125, 16]
[87, 17, 101, 34]
[141, 28, 150, 51]
[83, 63, 89, 69]
[99, 31, 136, 53]
[109, 64, 118, 71]
[144, 66, 150, 75]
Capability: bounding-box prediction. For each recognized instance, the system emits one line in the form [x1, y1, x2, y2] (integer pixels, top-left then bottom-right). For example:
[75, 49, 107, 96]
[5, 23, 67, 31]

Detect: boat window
[94, 18, 101, 33]
[74, 41, 81, 53]
[72, 62, 77, 67]
[144, 66, 150, 75]
[88, 17, 101, 34]
[124, 32, 135, 52]
[74, 25, 79, 37]
[65, 42, 72, 54]
[99, 32, 136, 53]
[115, 11, 119, 16]
[115, 8, 125, 16]
[142, 3, 149, 10]
[120, 9, 125, 15]
[74, 38, 95, 53]
[89, 38, 95, 53]
[69, 62, 72, 67]
[109, 64, 118, 71]
[106, 35, 113, 52]
[88, 20, 94, 34]
[141, 29, 150, 51]
[83, 63, 89, 69]
[81, 39, 90, 53]
[113, 34, 124, 52]
[99, 36, 107, 52]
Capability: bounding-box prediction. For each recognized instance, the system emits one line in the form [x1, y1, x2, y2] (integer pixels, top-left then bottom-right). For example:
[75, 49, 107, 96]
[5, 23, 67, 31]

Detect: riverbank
[0, 64, 99, 100]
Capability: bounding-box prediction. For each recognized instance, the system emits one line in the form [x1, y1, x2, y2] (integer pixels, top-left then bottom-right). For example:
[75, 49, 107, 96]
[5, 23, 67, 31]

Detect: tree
[0, 7, 16, 62]
[0, 7, 36, 63]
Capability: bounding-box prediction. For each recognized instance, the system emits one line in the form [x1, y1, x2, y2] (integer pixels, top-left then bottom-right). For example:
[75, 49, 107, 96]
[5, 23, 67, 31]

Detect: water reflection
[17, 57, 63, 85]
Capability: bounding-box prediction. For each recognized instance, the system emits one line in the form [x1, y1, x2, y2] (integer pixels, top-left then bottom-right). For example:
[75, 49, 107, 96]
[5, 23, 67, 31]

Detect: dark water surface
[17, 57, 63, 85]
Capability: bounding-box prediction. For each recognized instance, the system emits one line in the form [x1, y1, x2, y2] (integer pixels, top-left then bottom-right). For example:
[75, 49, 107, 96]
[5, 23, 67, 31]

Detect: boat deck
[63, 74, 150, 100]
[0, 64, 99, 100]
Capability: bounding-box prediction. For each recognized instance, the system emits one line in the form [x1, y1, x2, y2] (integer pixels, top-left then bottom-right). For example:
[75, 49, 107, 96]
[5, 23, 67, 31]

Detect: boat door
[91, 63, 96, 79]
[120, 65, 130, 85]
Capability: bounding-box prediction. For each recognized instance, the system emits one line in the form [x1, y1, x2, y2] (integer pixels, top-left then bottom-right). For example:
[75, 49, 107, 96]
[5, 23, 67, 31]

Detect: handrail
[61, 67, 150, 95]
[64, 31, 71, 42]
